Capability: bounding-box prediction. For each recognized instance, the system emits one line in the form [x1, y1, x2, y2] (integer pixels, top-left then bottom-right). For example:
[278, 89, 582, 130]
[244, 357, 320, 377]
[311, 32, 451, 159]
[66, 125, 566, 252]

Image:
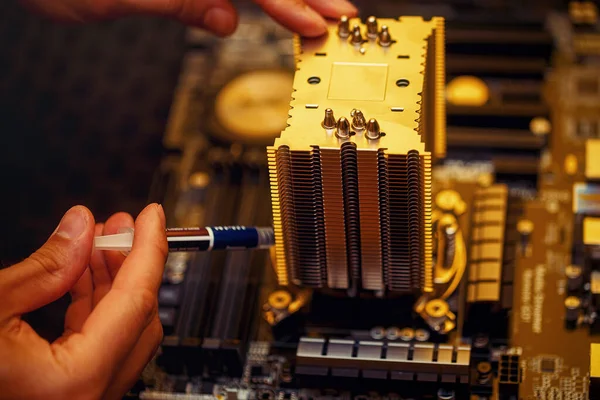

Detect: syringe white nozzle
[94, 231, 134, 251]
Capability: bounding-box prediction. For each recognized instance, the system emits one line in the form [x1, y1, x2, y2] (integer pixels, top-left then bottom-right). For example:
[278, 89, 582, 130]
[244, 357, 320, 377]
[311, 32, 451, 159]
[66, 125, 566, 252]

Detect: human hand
[21, 0, 358, 37]
[0, 204, 168, 400]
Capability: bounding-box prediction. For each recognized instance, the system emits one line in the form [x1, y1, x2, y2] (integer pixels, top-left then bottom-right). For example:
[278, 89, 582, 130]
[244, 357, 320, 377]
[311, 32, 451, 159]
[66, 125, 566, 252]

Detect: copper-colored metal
[322, 108, 336, 130]
[378, 25, 392, 47]
[338, 15, 350, 38]
[350, 25, 364, 45]
[467, 184, 508, 302]
[366, 16, 378, 39]
[365, 118, 380, 140]
[336, 117, 351, 139]
[352, 109, 367, 131]
[321, 148, 349, 289]
[268, 17, 445, 294]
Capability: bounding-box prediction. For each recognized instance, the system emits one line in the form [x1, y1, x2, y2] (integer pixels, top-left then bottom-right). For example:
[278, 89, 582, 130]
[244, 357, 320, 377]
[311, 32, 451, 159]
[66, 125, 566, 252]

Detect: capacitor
[386, 326, 400, 341]
[370, 326, 386, 340]
[517, 219, 534, 257]
[473, 334, 490, 349]
[378, 25, 392, 47]
[565, 296, 581, 330]
[415, 329, 430, 342]
[437, 388, 455, 400]
[399, 327, 415, 341]
[566, 265, 584, 292]
[476, 361, 492, 384]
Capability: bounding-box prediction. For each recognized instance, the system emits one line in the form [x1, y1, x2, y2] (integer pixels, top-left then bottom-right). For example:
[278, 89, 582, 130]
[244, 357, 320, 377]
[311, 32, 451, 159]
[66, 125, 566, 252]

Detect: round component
[166, 271, 185, 285]
[440, 214, 458, 235]
[517, 219, 534, 235]
[564, 153, 578, 176]
[473, 335, 489, 348]
[446, 76, 489, 107]
[437, 388, 455, 400]
[565, 296, 581, 329]
[546, 200, 560, 214]
[435, 190, 461, 212]
[268, 290, 292, 310]
[399, 328, 415, 341]
[214, 70, 293, 144]
[477, 172, 494, 188]
[565, 296, 581, 309]
[566, 265, 583, 279]
[530, 116, 552, 136]
[425, 299, 449, 318]
[386, 326, 400, 341]
[370, 326, 386, 340]
[477, 361, 493, 384]
[188, 171, 210, 189]
[477, 361, 492, 374]
[165, 253, 189, 284]
[414, 329, 430, 342]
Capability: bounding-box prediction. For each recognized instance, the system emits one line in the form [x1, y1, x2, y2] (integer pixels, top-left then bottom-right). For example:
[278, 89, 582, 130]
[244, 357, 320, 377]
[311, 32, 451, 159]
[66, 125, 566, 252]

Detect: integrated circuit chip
[540, 358, 556, 373]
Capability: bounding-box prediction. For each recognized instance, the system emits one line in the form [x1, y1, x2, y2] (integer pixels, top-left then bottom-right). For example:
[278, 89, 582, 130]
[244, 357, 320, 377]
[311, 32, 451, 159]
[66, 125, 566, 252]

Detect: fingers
[252, 0, 327, 37]
[90, 223, 113, 306]
[75, 204, 167, 377]
[102, 212, 135, 280]
[115, 0, 238, 36]
[64, 267, 93, 334]
[303, 0, 358, 19]
[24, 0, 357, 37]
[102, 316, 163, 399]
[112, 204, 167, 295]
[0, 206, 95, 320]
[64, 213, 133, 341]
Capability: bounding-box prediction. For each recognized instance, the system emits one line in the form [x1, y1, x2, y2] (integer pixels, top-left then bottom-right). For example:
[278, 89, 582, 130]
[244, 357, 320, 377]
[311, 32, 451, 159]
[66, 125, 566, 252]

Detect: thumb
[0, 206, 95, 320]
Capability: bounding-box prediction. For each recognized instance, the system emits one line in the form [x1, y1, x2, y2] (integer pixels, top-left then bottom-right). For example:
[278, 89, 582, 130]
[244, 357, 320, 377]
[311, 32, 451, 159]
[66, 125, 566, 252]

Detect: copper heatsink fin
[268, 16, 443, 295]
[358, 149, 384, 291]
[340, 142, 361, 291]
[285, 148, 328, 287]
[321, 148, 348, 289]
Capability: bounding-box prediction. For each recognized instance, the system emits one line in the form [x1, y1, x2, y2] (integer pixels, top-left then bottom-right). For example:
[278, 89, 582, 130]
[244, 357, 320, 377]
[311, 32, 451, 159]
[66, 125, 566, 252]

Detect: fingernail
[56, 207, 88, 240]
[339, 0, 359, 16]
[300, 6, 328, 36]
[203, 8, 236, 37]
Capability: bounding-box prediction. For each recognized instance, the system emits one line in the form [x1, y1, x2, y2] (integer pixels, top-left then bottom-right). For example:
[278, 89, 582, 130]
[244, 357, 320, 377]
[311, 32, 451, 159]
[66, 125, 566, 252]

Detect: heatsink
[268, 16, 445, 294]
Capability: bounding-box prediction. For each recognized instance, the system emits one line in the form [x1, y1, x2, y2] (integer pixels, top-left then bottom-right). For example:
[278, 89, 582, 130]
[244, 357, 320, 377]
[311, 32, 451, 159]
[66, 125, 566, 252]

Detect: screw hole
[350, 131, 356, 136]
[380, 132, 386, 137]
[308, 76, 321, 85]
[396, 79, 410, 87]
[315, 52, 327, 56]
[397, 55, 410, 59]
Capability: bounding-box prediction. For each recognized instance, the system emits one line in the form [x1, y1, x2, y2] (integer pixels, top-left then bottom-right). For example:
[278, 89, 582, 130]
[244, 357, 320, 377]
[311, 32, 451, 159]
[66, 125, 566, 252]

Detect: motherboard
[140, 1, 600, 399]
